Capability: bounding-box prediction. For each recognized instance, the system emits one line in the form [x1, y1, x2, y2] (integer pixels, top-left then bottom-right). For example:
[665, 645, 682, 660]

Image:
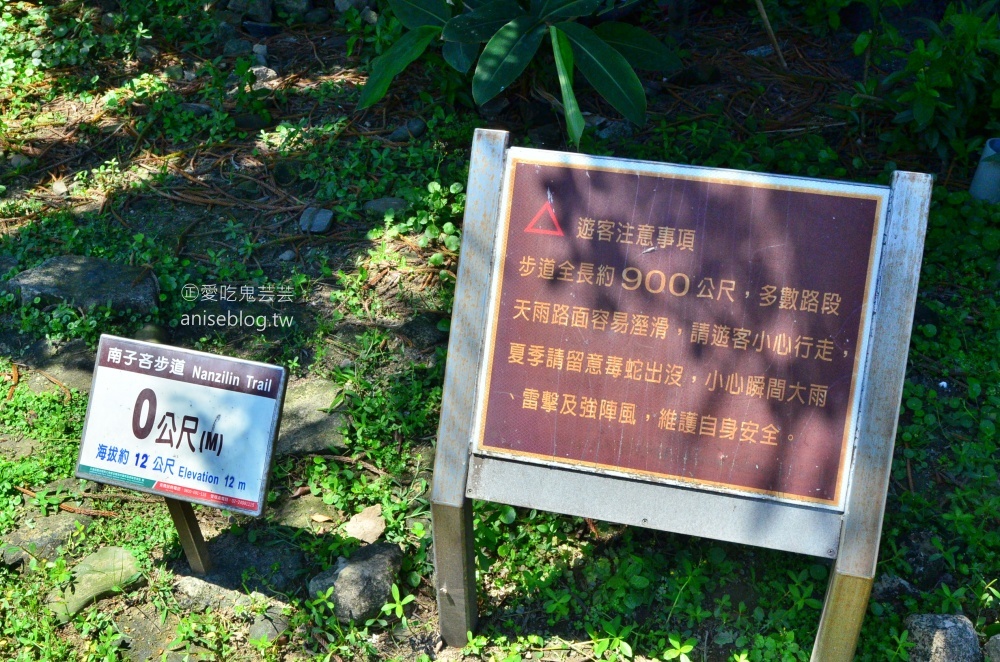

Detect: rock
[387, 118, 426, 142]
[276, 0, 312, 16]
[21, 338, 96, 394]
[303, 7, 331, 23]
[242, 20, 282, 37]
[275, 379, 346, 456]
[333, 0, 375, 11]
[278, 249, 296, 261]
[223, 38, 253, 56]
[47, 547, 144, 623]
[0, 254, 17, 275]
[360, 7, 377, 24]
[215, 18, 239, 40]
[51, 180, 69, 197]
[174, 575, 262, 613]
[253, 43, 268, 66]
[101, 12, 117, 29]
[596, 121, 633, 141]
[872, 573, 920, 601]
[307, 543, 402, 623]
[8, 153, 31, 169]
[248, 606, 289, 644]
[250, 65, 279, 90]
[251, 65, 278, 82]
[985, 635, 1000, 662]
[271, 494, 341, 529]
[6, 255, 159, 314]
[136, 45, 158, 64]
[2, 512, 92, 568]
[134, 322, 169, 344]
[232, 112, 271, 131]
[299, 207, 334, 233]
[343, 505, 385, 543]
[178, 102, 214, 117]
[363, 197, 408, 218]
[175, 534, 306, 596]
[903, 614, 981, 662]
[246, 0, 274, 22]
[115, 605, 181, 662]
[744, 44, 775, 58]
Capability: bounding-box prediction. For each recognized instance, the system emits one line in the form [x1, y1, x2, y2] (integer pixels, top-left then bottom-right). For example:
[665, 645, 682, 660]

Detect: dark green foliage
[359, 0, 679, 145]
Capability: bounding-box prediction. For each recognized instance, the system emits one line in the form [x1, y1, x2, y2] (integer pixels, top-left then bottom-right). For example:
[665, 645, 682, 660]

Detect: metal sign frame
[431, 129, 931, 659]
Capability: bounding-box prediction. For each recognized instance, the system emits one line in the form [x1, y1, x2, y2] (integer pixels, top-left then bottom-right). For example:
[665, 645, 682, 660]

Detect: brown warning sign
[473, 157, 887, 507]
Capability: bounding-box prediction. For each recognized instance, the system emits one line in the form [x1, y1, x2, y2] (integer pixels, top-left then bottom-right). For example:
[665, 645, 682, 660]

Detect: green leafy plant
[587, 617, 634, 660]
[358, 0, 680, 146]
[883, 627, 914, 661]
[663, 633, 697, 661]
[380, 583, 416, 621]
[876, 0, 1000, 160]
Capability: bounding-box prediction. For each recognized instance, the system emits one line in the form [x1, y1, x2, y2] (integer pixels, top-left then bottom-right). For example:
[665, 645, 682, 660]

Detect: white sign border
[75, 334, 288, 517]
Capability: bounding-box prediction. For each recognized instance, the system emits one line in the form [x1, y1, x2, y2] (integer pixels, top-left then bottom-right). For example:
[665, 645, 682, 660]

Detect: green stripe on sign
[78, 465, 156, 489]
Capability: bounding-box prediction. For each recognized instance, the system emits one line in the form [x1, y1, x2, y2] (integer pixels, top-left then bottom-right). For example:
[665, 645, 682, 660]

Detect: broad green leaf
[913, 94, 936, 127]
[443, 0, 524, 43]
[550, 26, 584, 147]
[852, 30, 872, 56]
[473, 16, 546, 105]
[531, 0, 601, 20]
[593, 21, 681, 72]
[443, 41, 479, 73]
[358, 26, 440, 109]
[555, 21, 645, 125]
[387, 0, 450, 29]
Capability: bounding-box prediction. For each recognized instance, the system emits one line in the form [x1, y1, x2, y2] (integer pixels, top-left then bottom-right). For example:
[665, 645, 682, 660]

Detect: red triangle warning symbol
[524, 201, 564, 236]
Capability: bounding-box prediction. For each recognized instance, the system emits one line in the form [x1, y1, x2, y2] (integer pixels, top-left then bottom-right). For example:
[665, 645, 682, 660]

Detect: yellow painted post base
[811, 571, 873, 661]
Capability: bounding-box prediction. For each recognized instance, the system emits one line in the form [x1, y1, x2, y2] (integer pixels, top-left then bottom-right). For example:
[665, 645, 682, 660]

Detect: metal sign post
[431, 129, 932, 658]
[76, 334, 288, 574]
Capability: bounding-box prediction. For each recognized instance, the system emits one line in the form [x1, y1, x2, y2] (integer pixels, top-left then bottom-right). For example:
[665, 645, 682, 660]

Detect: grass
[0, 0, 998, 660]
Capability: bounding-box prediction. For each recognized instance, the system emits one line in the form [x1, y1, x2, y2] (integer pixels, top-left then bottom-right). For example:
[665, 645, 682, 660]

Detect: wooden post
[811, 171, 933, 660]
[143, 331, 214, 576]
[165, 497, 213, 575]
[432, 129, 510, 646]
